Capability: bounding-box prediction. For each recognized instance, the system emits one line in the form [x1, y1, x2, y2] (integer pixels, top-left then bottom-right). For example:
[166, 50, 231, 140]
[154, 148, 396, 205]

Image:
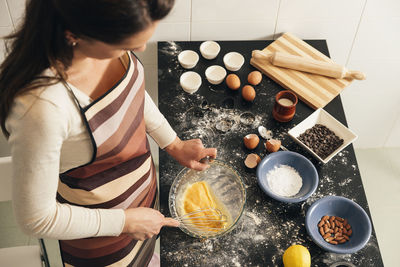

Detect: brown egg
[225, 74, 240, 90]
[242, 85, 256, 102]
[248, 71, 262, 86]
[244, 153, 261, 169]
[265, 139, 281, 153]
[243, 134, 259, 149]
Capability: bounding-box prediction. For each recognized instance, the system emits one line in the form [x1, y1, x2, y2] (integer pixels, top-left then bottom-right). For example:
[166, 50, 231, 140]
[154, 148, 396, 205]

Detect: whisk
[175, 207, 228, 232]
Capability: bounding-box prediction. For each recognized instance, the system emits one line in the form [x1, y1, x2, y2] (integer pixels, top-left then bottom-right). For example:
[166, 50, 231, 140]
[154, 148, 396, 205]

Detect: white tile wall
[0, 0, 12, 27]
[1, 0, 399, 148]
[5, 0, 25, 26]
[162, 0, 191, 23]
[135, 22, 190, 65]
[191, 21, 276, 41]
[349, 18, 400, 61]
[191, 0, 278, 41]
[0, 25, 12, 155]
[0, 26, 12, 65]
[191, 0, 279, 22]
[341, 73, 400, 148]
[343, 0, 400, 147]
[275, 19, 360, 63]
[362, 0, 400, 18]
[277, 0, 365, 20]
[135, 0, 191, 65]
[385, 114, 400, 147]
[275, 0, 365, 63]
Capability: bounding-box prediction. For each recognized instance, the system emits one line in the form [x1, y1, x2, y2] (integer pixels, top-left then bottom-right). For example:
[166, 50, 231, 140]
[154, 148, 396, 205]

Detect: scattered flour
[173, 95, 262, 150]
[159, 41, 181, 56]
[246, 210, 262, 226]
[339, 177, 352, 187]
[266, 165, 303, 197]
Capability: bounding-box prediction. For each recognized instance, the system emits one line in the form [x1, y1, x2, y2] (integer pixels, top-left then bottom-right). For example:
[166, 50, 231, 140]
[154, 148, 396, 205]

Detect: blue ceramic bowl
[256, 151, 318, 203]
[305, 196, 372, 254]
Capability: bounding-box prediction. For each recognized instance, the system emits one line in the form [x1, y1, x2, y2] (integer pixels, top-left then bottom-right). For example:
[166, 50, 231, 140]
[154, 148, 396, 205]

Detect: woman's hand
[122, 207, 179, 241]
[165, 137, 217, 171]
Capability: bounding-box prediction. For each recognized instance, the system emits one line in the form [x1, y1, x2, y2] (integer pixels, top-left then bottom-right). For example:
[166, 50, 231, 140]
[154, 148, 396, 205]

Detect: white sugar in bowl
[223, 52, 245, 71]
[200, 41, 221, 60]
[205, 65, 227, 85]
[178, 50, 199, 69]
[180, 71, 202, 94]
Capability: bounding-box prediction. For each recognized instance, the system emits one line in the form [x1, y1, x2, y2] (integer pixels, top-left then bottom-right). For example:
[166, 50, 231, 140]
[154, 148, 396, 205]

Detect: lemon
[282, 244, 311, 267]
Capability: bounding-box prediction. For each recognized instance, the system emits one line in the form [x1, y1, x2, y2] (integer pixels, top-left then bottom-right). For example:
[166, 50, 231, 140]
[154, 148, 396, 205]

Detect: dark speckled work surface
[157, 40, 383, 267]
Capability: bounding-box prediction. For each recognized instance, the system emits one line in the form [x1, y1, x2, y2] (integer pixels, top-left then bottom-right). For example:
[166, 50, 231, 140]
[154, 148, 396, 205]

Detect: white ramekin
[223, 52, 245, 71]
[180, 71, 202, 94]
[178, 50, 199, 69]
[205, 65, 227, 85]
[200, 41, 221, 60]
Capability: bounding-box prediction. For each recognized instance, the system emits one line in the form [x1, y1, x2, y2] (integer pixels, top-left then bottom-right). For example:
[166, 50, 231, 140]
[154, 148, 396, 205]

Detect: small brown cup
[272, 90, 298, 122]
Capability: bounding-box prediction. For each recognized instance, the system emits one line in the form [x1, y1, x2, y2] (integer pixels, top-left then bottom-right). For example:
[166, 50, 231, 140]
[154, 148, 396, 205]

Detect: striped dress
[57, 52, 157, 266]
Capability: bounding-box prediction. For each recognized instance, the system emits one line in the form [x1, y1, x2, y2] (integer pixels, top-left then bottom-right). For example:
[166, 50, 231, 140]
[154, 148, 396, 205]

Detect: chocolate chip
[298, 124, 344, 159]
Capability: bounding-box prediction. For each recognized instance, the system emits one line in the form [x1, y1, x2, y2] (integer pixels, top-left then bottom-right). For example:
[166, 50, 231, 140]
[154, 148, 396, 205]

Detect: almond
[319, 227, 325, 236]
[322, 215, 329, 221]
[323, 233, 331, 239]
[318, 215, 352, 245]
[347, 229, 352, 236]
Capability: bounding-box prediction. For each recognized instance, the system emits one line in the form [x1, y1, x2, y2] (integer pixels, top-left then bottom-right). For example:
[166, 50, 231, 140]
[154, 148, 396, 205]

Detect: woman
[0, 0, 217, 266]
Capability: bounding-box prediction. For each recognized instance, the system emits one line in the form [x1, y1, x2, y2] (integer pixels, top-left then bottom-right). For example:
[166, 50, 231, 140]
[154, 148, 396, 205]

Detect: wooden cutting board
[250, 32, 352, 109]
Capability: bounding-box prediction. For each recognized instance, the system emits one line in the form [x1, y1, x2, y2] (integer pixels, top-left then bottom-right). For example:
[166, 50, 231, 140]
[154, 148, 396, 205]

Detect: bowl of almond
[305, 196, 372, 254]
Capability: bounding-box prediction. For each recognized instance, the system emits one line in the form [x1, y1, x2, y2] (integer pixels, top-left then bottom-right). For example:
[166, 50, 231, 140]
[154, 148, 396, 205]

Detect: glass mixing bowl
[169, 160, 246, 238]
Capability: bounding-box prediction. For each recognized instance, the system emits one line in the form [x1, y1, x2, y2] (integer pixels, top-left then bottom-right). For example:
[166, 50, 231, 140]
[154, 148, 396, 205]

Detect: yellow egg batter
[181, 181, 230, 232]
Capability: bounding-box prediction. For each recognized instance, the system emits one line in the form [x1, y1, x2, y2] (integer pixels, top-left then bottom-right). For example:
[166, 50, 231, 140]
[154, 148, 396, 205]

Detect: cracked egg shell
[244, 134, 259, 150]
[265, 139, 281, 153]
[244, 153, 261, 169]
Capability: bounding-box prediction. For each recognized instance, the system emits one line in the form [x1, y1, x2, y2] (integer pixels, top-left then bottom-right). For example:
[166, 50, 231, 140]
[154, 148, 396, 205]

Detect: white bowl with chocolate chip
[288, 108, 358, 164]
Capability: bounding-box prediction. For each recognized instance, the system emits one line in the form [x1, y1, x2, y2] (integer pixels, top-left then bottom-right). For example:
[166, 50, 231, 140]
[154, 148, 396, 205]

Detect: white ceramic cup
[178, 50, 199, 69]
[223, 52, 245, 71]
[205, 65, 227, 85]
[199, 41, 221, 60]
[180, 71, 202, 94]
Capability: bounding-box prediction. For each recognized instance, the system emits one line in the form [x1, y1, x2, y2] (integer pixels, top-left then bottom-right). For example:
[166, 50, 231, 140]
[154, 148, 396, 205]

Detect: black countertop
[157, 40, 383, 267]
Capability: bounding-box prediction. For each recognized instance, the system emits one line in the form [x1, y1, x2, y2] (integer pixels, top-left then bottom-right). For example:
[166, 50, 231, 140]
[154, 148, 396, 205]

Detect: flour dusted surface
[266, 165, 303, 197]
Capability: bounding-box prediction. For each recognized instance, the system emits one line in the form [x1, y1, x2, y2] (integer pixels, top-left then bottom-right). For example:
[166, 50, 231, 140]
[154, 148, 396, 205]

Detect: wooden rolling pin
[252, 50, 366, 80]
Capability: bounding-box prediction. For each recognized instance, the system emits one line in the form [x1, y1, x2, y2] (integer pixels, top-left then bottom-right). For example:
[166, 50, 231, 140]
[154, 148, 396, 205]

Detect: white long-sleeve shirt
[5, 78, 176, 240]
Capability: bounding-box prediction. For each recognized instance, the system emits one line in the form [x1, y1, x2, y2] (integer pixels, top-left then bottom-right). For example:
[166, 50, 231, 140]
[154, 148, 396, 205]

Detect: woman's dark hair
[0, 0, 174, 136]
